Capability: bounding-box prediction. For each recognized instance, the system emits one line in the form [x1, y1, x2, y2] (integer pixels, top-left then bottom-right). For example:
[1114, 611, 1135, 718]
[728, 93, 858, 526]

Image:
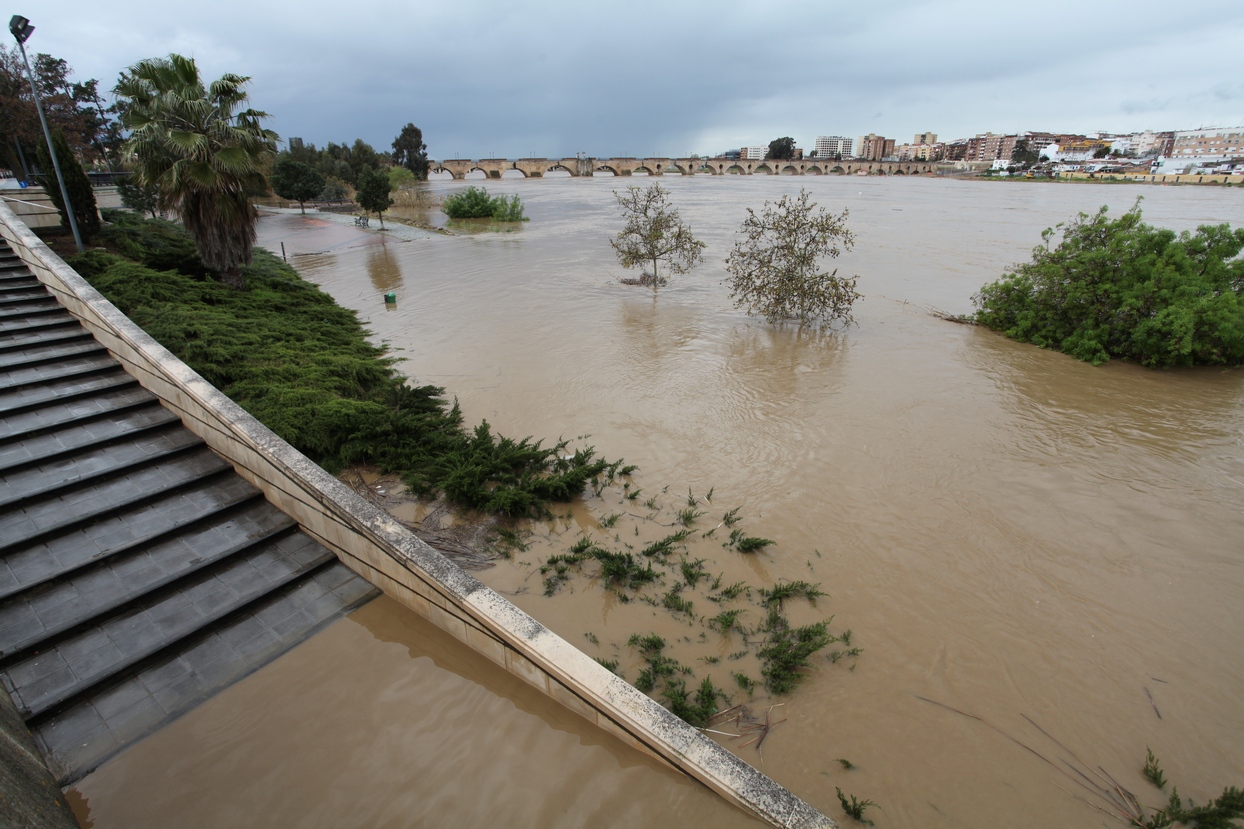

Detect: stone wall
[0, 201, 836, 829]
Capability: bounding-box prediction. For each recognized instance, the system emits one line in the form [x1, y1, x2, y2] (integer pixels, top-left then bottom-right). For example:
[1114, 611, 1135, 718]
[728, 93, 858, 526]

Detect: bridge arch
[594, 166, 619, 177]
[830, 165, 845, 175]
[780, 164, 800, 176]
[804, 165, 822, 175]
[753, 163, 774, 175]
[632, 165, 654, 176]
[545, 164, 573, 177]
[501, 168, 527, 179]
[725, 164, 745, 175]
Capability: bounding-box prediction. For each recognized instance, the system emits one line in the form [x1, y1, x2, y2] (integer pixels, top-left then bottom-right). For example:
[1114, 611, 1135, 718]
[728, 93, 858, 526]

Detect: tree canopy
[973, 201, 1244, 367]
[272, 157, 325, 214]
[610, 184, 705, 292]
[767, 137, 796, 161]
[1, 45, 121, 177]
[355, 165, 393, 228]
[392, 123, 429, 180]
[724, 189, 859, 326]
[116, 53, 278, 289]
[36, 126, 100, 242]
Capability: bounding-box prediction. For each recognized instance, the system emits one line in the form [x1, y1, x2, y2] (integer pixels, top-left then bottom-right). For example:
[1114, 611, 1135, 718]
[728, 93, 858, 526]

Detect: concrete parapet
[0, 201, 836, 829]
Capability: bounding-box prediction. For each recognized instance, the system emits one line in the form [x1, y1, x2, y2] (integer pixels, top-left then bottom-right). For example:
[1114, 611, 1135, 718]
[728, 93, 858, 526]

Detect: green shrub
[973, 201, 1244, 367]
[442, 186, 528, 222]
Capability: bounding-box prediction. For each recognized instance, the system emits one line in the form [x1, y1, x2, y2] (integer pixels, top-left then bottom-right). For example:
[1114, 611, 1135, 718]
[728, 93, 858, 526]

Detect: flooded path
[74, 177, 1244, 828]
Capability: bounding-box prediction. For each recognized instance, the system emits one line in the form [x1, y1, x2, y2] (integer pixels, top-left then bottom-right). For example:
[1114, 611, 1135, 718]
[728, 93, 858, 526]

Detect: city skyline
[23, 0, 1244, 159]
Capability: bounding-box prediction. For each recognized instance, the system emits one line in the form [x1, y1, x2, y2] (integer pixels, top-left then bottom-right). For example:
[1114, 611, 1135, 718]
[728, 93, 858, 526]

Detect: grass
[641, 530, 691, 559]
[735, 535, 776, 553]
[708, 608, 746, 635]
[757, 608, 832, 694]
[679, 557, 708, 588]
[661, 586, 694, 616]
[1144, 747, 1166, 790]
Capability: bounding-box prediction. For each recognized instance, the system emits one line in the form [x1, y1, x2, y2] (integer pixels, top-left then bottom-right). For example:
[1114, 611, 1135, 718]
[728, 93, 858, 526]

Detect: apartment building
[814, 135, 853, 158]
[742, 146, 766, 160]
[913, 132, 938, 145]
[1168, 127, 1244, 161]
[855, 134, 895, 160]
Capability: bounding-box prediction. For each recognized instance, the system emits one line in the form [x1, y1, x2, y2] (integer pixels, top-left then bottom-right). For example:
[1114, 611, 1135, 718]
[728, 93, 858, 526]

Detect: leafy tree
[355, 165, 393, 228]
[388, 165, 415, 190]
[609, 183, 705, 292]
[1093, 146, 1110, 159]
[392, 123, 429, 180]
[973, 201, 1244, 367]
[116, 54, 278, 289]
[318, 176, 349, 201]
[117, 177, 161, 218]
[724, 189, 859, 326]
[346, 138, 382, 184]
[271, 157, 325, 214]
[767, 136, 796, 161]
[35, 126, 100, 242]
[1011, 138, 1039, 168]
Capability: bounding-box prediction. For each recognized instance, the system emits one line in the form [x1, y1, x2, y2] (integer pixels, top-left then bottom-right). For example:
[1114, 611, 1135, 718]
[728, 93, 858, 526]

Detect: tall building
[1168, 127, 1244, 162]
[742, 146, 766, 160]
[855, 134, 895, 160]
[814, 136, 853, 158]
[913, 132, 937, 145]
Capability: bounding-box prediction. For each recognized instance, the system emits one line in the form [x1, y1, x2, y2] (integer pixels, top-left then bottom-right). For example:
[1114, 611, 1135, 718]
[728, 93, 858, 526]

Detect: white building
[742, 146, 766, 160]
[814, 136, 853, 158]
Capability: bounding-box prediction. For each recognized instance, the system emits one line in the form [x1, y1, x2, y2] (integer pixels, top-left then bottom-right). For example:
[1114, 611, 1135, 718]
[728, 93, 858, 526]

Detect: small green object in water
[384, 292, 396, 304]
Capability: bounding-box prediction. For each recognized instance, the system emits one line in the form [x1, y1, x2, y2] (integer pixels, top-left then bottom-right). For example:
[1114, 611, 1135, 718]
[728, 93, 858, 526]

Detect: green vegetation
[766, 136, 796, 161]
[116, 54, 278, 289]
[1145, 747, 1167, 790]
[355, 165, 394, 228]
[610, 183, 705, 292]
[441, 185, 528, 222]
[836, 787, 878, 825]
[36, 126, 100, 242]
[725, 188, 860, 326]
[72, 210, 611, 518]
[391, 123, 429, 180]
[271, 157, 325, 214]
[973, 201, 1244, 367]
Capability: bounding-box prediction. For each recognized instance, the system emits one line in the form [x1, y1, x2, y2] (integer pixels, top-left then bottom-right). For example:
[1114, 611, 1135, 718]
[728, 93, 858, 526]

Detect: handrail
[0, 195, 57, 211]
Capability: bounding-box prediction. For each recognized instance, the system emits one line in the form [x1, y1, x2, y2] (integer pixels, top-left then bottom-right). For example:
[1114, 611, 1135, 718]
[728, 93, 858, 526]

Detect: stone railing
[0, 200, 835, 829]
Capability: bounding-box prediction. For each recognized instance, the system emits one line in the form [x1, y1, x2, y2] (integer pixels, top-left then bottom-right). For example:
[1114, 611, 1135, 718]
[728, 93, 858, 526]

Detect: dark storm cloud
[26, 0, 1244, 160]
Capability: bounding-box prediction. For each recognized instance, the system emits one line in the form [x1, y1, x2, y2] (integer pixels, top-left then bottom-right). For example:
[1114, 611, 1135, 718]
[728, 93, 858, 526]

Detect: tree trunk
[220, 267, 246, 290]
[298, 200, 305, 215]
[378, 213, 385, 230]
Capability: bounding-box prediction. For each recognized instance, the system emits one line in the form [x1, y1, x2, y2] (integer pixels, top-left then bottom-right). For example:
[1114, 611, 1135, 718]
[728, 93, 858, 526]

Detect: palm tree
[115, 54, 278, 288]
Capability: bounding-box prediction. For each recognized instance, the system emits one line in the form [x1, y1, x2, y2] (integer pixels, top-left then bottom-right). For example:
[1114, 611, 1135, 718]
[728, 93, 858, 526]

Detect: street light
[9, 15, 84, 252]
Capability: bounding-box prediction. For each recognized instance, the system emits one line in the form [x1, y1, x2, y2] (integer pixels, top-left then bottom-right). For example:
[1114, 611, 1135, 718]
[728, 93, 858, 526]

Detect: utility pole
[9, 15, 84, 252]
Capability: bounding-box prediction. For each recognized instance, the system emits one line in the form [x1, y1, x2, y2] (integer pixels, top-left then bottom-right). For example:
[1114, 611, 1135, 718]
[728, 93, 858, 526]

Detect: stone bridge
[430, 156, 934, 179]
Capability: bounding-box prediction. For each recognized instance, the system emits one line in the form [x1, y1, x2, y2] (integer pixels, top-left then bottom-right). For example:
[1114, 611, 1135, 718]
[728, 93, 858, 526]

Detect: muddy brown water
[72, 178, 1242, 828]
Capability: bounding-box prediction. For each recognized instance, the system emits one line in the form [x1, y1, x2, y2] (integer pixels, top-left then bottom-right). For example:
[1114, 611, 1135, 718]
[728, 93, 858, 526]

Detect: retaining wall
[0, 201, 835, 829]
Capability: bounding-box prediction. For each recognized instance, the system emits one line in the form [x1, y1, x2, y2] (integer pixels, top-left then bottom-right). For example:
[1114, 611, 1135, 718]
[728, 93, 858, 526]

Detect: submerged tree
[973, 200, 1244, 366]
[610, 183, 705, 292]
[355, 165, 393, 228]
[272, 157, 325, 214]
[116, 54, 278, 289]
[725, 189, 859, 326]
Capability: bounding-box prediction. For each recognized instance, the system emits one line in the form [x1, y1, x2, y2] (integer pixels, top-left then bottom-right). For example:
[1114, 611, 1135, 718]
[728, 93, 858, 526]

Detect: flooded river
[73, 177, 1243, 828]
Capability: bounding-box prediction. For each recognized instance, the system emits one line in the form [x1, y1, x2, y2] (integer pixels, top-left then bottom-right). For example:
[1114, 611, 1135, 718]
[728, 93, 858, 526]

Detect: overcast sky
[20, 0, 1244, 159]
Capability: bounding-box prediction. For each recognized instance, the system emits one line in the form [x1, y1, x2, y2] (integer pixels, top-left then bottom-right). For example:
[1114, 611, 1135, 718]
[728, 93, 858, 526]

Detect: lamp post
[8, 15, 84, 252]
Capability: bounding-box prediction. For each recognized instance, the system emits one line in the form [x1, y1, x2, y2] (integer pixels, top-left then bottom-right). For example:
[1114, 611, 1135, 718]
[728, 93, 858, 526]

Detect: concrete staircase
[0, 240, 378, 784]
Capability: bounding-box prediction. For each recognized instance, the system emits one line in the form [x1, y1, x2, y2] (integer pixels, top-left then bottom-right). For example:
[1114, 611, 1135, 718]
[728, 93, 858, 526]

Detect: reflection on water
[79, 178, 1244, 829]
[365, 241, 403, 294]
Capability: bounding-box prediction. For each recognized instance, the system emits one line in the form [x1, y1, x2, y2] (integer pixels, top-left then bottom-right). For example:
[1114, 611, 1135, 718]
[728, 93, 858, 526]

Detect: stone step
[4, 534, 340, 721]
[31, 559, 377, 784]
[0, 424, 205, 510]
[0, 446, 233, 557]
[0, 386, 159, 445]
[0, 326, 93, 355]
[0, 340, 109, 380]
[0, 473, 261, 603]
[0, 402, 181, 474]
[0, 353, 134, 395]
[0, 501, 298, 665]
[0, 311, 77, 335]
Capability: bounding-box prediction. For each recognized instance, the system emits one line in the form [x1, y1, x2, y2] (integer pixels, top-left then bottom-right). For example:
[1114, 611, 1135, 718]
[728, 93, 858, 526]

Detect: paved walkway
[0, 239, 379, 783]
[258, 205, 445, 241]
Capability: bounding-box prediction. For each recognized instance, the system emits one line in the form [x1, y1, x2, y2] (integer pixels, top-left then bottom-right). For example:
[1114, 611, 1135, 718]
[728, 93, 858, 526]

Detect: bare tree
[610, 184, 705, 292]
[725, 189, 860, 326]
